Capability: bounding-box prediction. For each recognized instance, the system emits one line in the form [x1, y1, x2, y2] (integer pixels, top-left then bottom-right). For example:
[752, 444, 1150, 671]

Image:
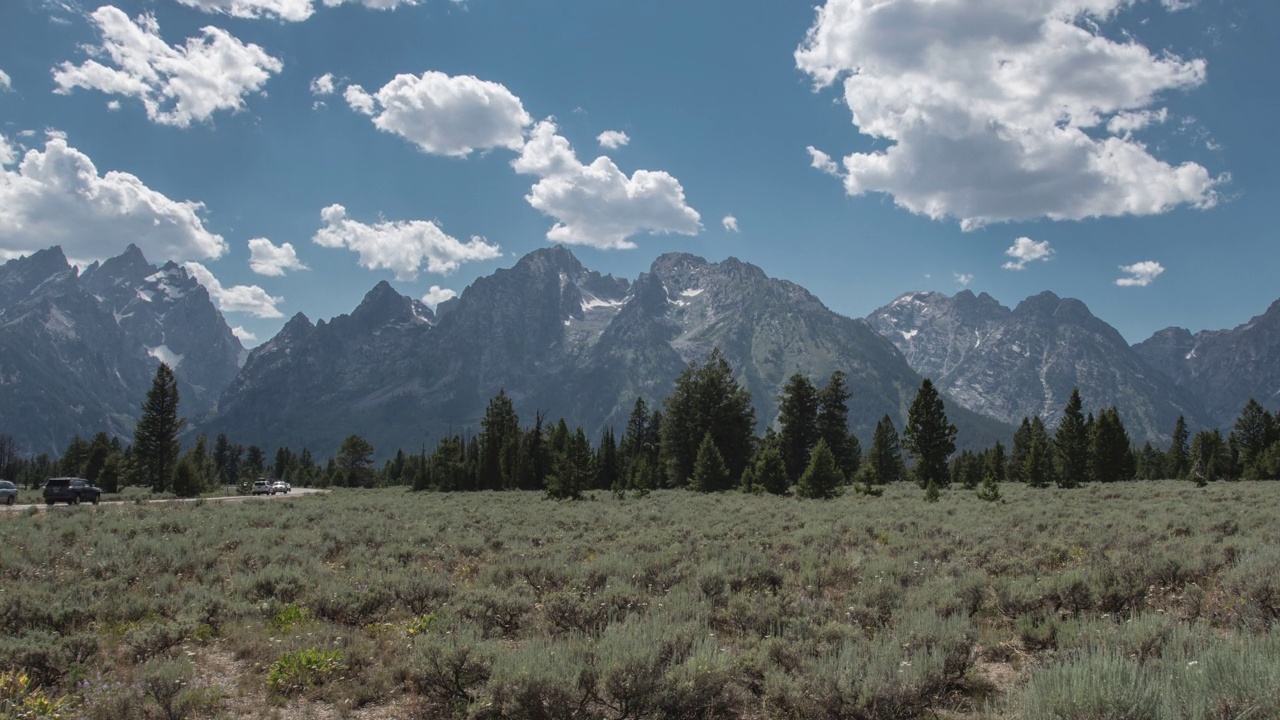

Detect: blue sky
[0, 0, 1275, 347]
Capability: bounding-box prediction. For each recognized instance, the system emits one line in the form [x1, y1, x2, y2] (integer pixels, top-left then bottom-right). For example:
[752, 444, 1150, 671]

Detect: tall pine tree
[134, 363, 185, 493]
[866, 414, 905, 484]
[1168, 415, 1190, 479]
[1054, 388, 1089, 488]
[817, 370, 860, 480]
[796, 438, 843, 499]
[778, 374, 820, 483]
[903, 379, 957, 489]
[660, 349, 755, 486]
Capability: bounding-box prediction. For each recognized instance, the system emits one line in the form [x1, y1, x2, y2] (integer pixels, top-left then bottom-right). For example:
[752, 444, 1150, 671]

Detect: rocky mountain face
[0, 246, 243, 454]
[867, 290, 1211, 444]
[81, 244, 243, 416]
[1133, 299, 1280, 427]
[202, 247, 1010, 458]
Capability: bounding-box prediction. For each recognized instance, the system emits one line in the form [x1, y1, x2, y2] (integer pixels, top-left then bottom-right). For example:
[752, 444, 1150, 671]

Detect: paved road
[0, 487, 326, 512]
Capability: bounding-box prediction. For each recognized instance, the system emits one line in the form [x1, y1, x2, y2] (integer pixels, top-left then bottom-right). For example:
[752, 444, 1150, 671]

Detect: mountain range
[0, 245, 241, 454]
[2, 244, 1276, 458]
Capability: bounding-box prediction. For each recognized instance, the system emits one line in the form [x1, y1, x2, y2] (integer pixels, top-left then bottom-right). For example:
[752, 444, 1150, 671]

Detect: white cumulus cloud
[248, 238, 308, 276]
[52, 6, 282, 128]
[954, 272, 974, 286]
[796, 0, 1221, 229]
[1002, 237, 1054, 271]
[310, 72, 336, 96]
[174, 0, 419, 22]
[1116, 260, 1165, 287]
[312, 204, 501, 280]
[0, 69, 11, 91]
[184, 261, 283, 318]
[512, 120, 701, 249]
[807, 146, 841, 177]
[421, 285, 457, 309]
[0, 132, 227, 262]
[344, 71, 531, 157]
[722, 215, 739, 232]
[231, 326, 257, 343]
[597, 130, 630, 149]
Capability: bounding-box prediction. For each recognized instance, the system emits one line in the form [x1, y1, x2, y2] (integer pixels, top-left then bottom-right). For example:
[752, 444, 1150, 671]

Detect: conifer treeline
[5, 353, 1280, 496]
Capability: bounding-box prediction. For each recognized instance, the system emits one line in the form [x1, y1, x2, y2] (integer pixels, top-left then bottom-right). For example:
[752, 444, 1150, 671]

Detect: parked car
[0, 480, 16, 505]
[252, 479, 274, 496]
[42, 477, 101, 505]
[271, 481, 289, 494]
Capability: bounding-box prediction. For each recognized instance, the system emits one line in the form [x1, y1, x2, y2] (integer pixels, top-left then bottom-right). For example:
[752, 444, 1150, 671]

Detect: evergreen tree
[976, 474, 1002, 502]
[546, 428, 593, 500]
[337, 435, 375, 488]
[660, 349, 755, 487]
[1054, 388, 1089, 488]
[172, 455, 202, 498]
[924, 478, 941, 502]
[595, 428, 620, 490]
[754, 446, 789, 496]
[692, 431, 732, 493]
[1009, 418, 1032, 482]
[1168, 415, 1190, 479]
[818, 371, 860, 479]
[82, 432, 112, 483]
[523, 412, 550, 491]
[618, 397, 650, 470]
[186, 434, 214, 488]
[478, 389, 521, 490]
[867, 414, 905, 484]
[273, 446, 296, 481]
[428, 436, 466, 491]
[778, 374, 821, 483]
[1023, 431, 1053, 488]
[61, 435, 91, 476]
[1089, 407, 1133, 483]
[1189, 429, 1231, 485]
[1135, 442, 1167, 480]
[903, 379, 957, 489]
[243, 445, 266, 480]
[134, 362, 185, 493]
[796, 438, 843, 499]
[984, 440, 1007, 484]
[1028, 417, 1055, 485]
[1232, 398, 1276, 479]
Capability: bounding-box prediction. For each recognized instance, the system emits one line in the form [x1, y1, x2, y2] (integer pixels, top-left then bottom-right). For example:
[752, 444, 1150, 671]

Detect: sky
[0, 0, 1276, 348]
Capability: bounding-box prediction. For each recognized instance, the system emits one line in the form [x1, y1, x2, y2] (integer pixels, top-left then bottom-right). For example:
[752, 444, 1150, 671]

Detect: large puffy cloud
[421, 285, 456, 309]
[1116, 260, 1165, 287]
[248, 238, 308, 276]
[1002, 237, 1054, 270]
[312, 204, 501, 280]
[175, 0, 419, 22]
[512, 121, 702, 249]
[52, 6, 282, 128]
[344, 71, 531, 157]
[0, 133, 227, 262]
[797, 0, 1220, 229]
[184, 261, 283, 317]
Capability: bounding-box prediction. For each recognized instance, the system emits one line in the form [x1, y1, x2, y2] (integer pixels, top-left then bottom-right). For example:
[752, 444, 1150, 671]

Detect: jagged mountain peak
[82, 244, 155, 289]
[514, 244, 585, 276]
[348, 281, 434, 329]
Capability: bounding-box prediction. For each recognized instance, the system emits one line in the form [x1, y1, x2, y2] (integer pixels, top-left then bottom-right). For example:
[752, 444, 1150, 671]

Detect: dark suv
[43, 477, 102, 506]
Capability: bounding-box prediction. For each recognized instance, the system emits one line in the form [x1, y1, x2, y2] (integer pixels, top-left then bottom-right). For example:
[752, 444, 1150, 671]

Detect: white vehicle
[252, 479, 274, 496]
[271, 481, 289, 494]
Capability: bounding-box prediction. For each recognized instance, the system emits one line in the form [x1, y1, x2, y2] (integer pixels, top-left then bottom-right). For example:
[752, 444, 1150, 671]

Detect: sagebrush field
[2, 483, 1278, 719]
